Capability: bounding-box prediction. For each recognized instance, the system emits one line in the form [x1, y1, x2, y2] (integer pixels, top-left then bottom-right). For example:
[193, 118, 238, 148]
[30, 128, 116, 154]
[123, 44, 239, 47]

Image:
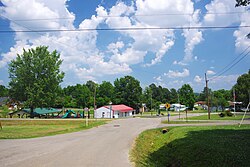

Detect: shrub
[219, 112, 225, 117]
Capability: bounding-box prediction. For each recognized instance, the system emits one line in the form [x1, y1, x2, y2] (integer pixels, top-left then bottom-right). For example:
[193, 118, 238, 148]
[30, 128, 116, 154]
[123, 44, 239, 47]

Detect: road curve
[0, 118, 161, 167]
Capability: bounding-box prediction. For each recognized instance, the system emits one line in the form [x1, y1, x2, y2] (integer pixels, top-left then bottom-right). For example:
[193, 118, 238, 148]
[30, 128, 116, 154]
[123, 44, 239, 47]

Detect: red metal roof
[195, 101, 206, 105]
[104, 104, 134, 113]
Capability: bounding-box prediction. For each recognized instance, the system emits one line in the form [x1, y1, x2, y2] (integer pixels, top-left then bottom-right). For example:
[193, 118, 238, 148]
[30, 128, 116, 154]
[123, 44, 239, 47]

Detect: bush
[219, 112, 225, 117]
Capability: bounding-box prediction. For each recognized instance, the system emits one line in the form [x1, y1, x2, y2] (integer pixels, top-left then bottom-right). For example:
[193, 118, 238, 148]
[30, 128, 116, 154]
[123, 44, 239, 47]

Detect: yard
[188, 113, 250, 120]
[130, 125, 250, 167]
[0, 119, 107, 139]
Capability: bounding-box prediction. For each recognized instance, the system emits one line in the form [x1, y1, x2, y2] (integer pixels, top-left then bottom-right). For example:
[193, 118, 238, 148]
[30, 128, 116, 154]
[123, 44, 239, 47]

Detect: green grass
[135, 111, 178, 117]
[0, 106, 10, 118]
[189, 113, 250, 120]
[189, 109, 209, 113]
[0, 119, 107, 139]
[130, 125, 250, 167]
[162, 120, 211, 124]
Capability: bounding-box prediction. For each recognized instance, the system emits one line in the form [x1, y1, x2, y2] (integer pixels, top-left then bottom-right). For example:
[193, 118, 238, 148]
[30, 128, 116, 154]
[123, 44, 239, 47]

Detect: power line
[5, 17, 75, 21]
[1, 11, 247, 21]
[134, 11, 247, 17]
[210, 49, 250, 81]
[0, 25, 249, 33]
[210, 45, 250, 81]
[0, 15, 79, 51]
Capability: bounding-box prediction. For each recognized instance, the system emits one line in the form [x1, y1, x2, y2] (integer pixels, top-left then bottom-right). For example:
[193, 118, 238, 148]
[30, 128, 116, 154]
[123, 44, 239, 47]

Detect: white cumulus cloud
[206, 70, 216, 75]
[194, 75, 202, 83]
[165, 68, 190, 78]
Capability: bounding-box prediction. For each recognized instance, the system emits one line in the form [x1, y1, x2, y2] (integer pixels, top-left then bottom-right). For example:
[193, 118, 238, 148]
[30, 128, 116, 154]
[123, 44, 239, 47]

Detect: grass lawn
[189, 110, 208, 113]
[162, 120, 211, 124]
[0, 119, 107, 139]
[135, 111, 178, 117]
[130, 125, 250, 167]
[189, 113, 250, 120]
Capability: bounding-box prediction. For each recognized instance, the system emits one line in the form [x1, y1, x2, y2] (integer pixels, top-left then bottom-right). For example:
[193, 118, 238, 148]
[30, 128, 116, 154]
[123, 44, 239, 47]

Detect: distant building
[159, 104, 166, 110]
[195, 101, 206, 106]
[94, 104, 134, 118]
[170, 103, 187, 111]
[194, 101, 207, 110]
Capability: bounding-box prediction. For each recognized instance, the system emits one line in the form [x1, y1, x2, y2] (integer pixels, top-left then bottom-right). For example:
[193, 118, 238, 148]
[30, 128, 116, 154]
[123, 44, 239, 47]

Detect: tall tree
[149, 83, 163, 102]
[178, 84, 195, 109]
[0, 85, 8, 97]
[96, 81, 114, 107]
[169, 88, 178, 104]
[197, 87, 213, 106]
[86, 80, 97, 94]
[63, 84, 91, 108]
[233, 70, 250, 106]
[213, 90, 229, 111]
[162, 87, 171, 103]
[114, 76, 142, 109]
[8, 46, 64, 116]
[142, 86, 153, 110]
[75, 84, 91, 108]
[98, 81, 114, 100]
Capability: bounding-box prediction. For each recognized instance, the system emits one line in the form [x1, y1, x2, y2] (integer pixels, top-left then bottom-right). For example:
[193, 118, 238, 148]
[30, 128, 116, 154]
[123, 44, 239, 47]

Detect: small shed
[94, 104, 134, 118]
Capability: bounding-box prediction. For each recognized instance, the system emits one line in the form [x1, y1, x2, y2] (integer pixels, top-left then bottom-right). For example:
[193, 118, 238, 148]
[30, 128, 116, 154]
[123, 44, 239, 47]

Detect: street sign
[165, 103, 171, 109]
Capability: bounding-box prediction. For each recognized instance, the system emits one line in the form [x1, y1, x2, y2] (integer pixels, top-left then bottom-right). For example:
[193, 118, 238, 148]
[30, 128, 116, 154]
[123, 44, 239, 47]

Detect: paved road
[0, 118, 160, 167]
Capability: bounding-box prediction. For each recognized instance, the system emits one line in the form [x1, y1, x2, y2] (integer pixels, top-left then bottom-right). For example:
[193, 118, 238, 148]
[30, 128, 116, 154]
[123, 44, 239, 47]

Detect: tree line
[0, 46, 249, 113]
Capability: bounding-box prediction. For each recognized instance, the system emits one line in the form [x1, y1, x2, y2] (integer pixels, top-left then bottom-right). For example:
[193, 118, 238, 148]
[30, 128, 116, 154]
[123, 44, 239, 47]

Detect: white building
[94, 104, 134, 118]
[170, 103, 187, 111]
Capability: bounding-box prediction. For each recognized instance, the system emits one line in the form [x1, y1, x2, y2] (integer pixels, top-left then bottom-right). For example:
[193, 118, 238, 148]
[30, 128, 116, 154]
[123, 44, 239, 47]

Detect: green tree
[0, 85, 8, 97]
[8, 46, 64, 116]
[169, 88, 178, 104]
[213, 90, 229, 111]
[75, 84, 91, 108]
[114, 76, 142, 109]
[178, 84, 195, 109]
[142, 86, 153, 110]
[97, 81, 114, 107]
[98, 81, 114, 100]
[63, 84, 91, 108]
[235, 0, 250, 7]
[86, 80, 97, 95]
[149, 83, 163, 102]
[233, 70, 250, 106]
[162, 87, 171, 103]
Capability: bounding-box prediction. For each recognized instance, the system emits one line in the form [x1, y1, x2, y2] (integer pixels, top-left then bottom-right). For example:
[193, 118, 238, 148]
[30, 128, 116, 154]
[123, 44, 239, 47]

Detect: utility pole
[205, 73, 210, 119]
[93, 84, 96, 118]
[233, 89, 236, 117]
[150, 92, 152, 116]
[178, 93, 180, 119]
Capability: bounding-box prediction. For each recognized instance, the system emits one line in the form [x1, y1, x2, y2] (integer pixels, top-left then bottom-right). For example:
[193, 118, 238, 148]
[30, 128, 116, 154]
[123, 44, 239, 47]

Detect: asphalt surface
[0, 114, 249, 167]
[0, 118, 160, 167]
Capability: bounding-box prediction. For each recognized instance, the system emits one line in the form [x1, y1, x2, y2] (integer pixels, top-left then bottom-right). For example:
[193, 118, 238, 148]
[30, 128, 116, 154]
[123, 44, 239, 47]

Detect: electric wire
[0, 25, 249, 33]
[210, 47, 250, 81]
[210, 44, 250, 81]
[0, 15, 78, 51]
[1, 11, 247, 21]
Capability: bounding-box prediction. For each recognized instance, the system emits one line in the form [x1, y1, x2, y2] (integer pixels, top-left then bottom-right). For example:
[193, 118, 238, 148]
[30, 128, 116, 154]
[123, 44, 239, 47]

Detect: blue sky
[0, 0, 249, 92]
